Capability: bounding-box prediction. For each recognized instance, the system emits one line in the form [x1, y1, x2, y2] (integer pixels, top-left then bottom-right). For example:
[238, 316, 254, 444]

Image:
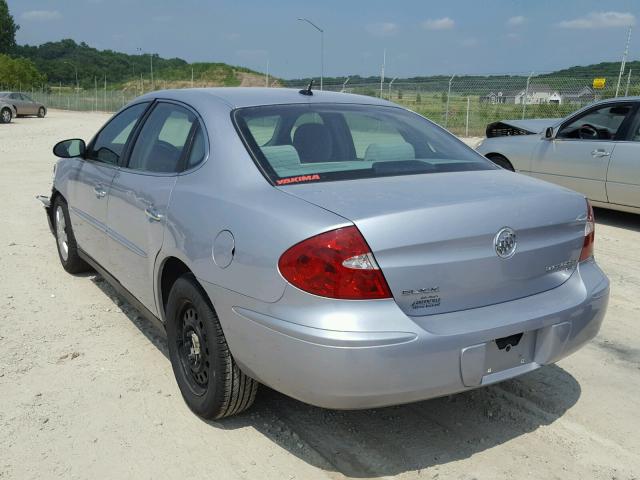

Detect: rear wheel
[53, 196, 90, 274]
[486, 153, 515, 171]
[0, 107, 11, 124]
[166, 275, 258, 419]
[38, 107, 46, 118]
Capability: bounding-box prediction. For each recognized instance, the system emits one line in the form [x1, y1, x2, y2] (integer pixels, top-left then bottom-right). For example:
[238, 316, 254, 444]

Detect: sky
[7, 0, 640, 80]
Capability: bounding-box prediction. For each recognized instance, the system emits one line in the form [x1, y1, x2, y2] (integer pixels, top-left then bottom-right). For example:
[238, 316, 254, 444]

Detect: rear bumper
[202, 260, 609, 410]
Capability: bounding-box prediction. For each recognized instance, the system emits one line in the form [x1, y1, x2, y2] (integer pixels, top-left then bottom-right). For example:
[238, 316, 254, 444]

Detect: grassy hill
[13, 39, 276, 90]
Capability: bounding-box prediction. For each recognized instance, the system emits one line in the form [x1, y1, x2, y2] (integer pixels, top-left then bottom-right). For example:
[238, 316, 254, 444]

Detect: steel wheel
[177, 304, 210, 396]
[55, 205, 69, 261]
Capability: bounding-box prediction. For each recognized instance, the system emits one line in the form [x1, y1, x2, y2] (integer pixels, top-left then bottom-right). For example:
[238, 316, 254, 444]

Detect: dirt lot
[1, 110, 639, 480]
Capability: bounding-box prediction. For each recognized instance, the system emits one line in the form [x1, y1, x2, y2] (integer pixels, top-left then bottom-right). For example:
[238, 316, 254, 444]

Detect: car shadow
[594, 207, 640, 232]
[89, 272, 581, 478]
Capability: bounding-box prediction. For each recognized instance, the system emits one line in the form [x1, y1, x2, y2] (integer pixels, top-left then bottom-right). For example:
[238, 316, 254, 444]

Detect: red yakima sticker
[276, 174, 320, 185]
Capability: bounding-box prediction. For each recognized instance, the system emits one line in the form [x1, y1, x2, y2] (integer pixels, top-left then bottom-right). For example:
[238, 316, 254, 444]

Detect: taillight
[579, 200, 595, 262]
[278, 226, 392, 300]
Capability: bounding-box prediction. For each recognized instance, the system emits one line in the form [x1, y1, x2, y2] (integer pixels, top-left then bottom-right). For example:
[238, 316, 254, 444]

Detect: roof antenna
[299, 79, 314, 96]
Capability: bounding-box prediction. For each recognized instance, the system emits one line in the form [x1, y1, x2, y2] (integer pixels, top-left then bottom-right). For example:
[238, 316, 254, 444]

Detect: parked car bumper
[200, 260, 608, 410]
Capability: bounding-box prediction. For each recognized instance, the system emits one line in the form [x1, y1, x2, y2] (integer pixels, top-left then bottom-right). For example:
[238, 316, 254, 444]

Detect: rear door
[606, 105, 640, 208]
[66, 102, 149, 267]
[106, 101, 205, 315]
[530, 102, 636, 202]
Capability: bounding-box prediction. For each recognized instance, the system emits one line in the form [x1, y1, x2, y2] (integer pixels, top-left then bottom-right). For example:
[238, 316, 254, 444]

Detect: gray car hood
[496, 118, 562, 134]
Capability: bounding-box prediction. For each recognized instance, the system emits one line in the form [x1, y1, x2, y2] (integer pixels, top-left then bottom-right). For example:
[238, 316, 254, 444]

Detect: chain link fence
[3, 71, 637, 137]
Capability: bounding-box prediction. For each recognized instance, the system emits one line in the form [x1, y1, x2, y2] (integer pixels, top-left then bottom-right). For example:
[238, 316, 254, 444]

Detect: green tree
[0, 0, 19, 54]
[0, 54, 45, 88]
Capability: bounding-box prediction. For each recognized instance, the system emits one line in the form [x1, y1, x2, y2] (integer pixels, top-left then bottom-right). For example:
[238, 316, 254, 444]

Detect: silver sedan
[40, 88, 609, 419]
[0, 92, 47, 118]
[476, 98, 640, 214]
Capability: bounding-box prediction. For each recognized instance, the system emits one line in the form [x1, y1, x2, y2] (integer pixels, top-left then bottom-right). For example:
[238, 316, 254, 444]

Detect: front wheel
[53, 197, 90, 273]
[38, 107, 46, 118]
[0, 107, 12, 124]
[166, 275, 258, 419]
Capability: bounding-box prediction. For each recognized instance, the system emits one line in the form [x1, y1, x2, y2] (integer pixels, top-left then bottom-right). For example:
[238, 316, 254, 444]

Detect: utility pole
[380, 49, 386, 98]
[625, 69, 632, 96]
[64, 61, 79, 92]
[298, 18, 324, 90]
[191, 66, 194, 88]
[616, 26, 633, 97]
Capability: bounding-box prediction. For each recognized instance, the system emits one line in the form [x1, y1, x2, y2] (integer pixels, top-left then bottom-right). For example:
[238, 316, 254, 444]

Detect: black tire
[0, 107, 11, 124]
[52, 196, 90, 274]
[38, 107, 46, 118]
[486, 153, 515, 171]
[166, 274, 258, 419]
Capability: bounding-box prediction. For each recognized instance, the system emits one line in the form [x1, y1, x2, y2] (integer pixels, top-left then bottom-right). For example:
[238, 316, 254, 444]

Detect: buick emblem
[494, 227, 517, 258]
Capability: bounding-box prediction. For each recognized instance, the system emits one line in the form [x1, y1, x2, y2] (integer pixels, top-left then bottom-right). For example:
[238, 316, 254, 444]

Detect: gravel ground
[1, 110, 639, 480]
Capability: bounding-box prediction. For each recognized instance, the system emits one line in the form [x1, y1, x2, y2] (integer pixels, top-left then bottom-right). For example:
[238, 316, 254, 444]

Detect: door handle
[145, 207, 164, 222]
[93, 185, 107, 198]
[591, 149, 610, 158]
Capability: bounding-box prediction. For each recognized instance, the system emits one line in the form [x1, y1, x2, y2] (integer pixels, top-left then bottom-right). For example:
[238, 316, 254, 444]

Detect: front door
[107, 101, 202, 315]
[67, 102, 149, 266]
[530, 102, 636, 202]
[20, 94, 38, 115]
[9, 93, 26, 115]
[606, 108, 640, 208]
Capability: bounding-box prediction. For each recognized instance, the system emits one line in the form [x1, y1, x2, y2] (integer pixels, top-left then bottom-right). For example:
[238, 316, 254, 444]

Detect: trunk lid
[278, 171, 587, 316]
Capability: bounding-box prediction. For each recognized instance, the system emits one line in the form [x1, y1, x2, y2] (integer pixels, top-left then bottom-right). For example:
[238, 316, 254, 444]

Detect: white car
[476, 98, 640, 214]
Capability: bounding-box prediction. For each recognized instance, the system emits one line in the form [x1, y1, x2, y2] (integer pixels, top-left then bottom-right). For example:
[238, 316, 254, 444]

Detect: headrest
[261, 145, 301, 174]
[292, 123, 333, 163]
[364, 142, 416, 163]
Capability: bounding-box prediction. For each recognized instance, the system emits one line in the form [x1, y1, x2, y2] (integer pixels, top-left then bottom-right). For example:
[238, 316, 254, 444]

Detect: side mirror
[53, 139, 86, 158]
[544, 127, 554, 140]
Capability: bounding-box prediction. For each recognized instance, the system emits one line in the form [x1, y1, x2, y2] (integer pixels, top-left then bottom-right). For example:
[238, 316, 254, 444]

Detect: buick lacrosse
[40, 87, 609, 419]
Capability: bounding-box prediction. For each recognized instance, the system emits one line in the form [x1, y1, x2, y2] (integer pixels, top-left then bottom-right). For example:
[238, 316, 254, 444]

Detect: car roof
[138, 87, 396, 109]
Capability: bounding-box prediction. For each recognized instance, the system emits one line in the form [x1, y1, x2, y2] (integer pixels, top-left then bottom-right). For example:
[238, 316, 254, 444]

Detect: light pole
[64, 61, 79, 92]
[298, 18, 324, 90]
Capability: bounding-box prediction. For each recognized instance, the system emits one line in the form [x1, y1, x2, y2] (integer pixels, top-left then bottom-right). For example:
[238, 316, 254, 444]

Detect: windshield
[0, 92, 9, 97]
[233, 104, 494, 185]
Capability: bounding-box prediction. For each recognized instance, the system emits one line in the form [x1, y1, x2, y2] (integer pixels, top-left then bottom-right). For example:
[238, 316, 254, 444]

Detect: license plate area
[485, 332, 535, 375]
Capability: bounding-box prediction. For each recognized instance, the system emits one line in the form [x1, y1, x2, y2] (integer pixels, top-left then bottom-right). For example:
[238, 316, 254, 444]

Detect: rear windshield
[233, 104, 494, 185]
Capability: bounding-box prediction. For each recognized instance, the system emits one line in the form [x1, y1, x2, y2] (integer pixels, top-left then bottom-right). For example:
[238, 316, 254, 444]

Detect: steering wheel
[578, 123, 600, 140]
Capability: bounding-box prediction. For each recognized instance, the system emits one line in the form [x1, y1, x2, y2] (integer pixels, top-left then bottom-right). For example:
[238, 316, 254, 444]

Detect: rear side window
[127, 103, 199, 173]
[234, 104, 493, 185]
[88, 103, 148, 164]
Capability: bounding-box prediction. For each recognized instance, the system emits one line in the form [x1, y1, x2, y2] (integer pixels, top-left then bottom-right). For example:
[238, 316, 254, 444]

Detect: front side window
[558, 103, 634, 140]
[88, 102, 149, 165]
[235, 104, 493, 184]
[127, 103, 198, 173]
